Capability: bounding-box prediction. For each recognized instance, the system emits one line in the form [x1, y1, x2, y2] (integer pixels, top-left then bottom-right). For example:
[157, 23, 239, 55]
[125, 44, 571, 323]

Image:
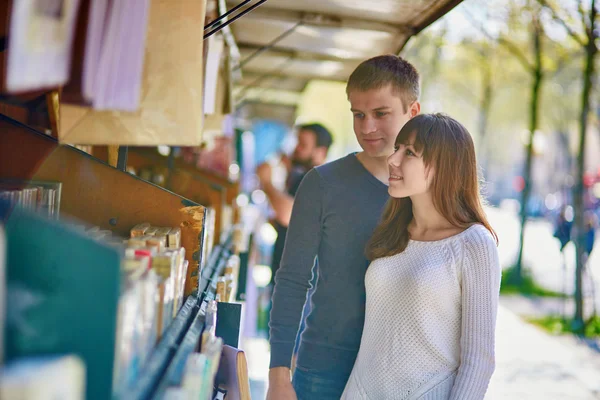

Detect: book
[0, 180, 62, 219]
[4, 208, 121, 400]
[0, 224, 5, 366]
[0, 355, 86, 400]
[81, 0, 151, 110]
[6, 0, 81, 93]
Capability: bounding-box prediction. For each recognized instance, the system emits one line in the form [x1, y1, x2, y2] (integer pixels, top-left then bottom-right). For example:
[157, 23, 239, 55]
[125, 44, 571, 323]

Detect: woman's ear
[425, 166, 435, 186]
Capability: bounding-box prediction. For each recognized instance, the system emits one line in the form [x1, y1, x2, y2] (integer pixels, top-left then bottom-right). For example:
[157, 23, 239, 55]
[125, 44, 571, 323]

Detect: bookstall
[0, 0, 250, 399]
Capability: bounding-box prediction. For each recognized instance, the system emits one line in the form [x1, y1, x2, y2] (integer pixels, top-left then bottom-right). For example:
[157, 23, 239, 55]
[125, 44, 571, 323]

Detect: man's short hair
[298, 123, 333, 149]
[346, 55, 420, 113]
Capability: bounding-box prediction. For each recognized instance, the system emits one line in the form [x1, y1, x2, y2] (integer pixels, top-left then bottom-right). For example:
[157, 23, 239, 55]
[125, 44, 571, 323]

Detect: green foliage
[526, 314, 600, 338]
[585, 315, 600, 337]
[402, 0, 587, 171]
[501, 266, 566, 297]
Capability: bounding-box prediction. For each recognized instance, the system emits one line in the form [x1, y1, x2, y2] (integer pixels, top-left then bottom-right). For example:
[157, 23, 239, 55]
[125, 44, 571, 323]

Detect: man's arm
[263, 182, 294, 227]
[268, 168, 324, 377]
[257, 163, 295, 227]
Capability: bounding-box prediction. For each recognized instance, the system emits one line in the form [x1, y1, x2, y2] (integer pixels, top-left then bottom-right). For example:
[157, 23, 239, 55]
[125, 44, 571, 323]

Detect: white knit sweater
[342, 224, 501, 400]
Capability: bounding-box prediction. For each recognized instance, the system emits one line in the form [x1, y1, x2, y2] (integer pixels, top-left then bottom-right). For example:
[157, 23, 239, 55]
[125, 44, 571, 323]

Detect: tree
[403, 25, 449, 107]
[538, 0, 599, 331]
[477, 44, 494, 175]
[457, 39, 498, 177]
[465, 0, 546, 282]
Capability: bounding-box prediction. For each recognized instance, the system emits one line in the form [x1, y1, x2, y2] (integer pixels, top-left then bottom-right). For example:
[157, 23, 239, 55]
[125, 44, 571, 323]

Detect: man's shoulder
[314, 154, 358, 184]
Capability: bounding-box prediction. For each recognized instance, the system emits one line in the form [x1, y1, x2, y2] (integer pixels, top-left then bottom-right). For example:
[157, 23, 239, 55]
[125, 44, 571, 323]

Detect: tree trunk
[478, 60, 493, 178]
[573, 0, 597, 332]
[514, 17, 544, 280]
[557, 131, 573, 203]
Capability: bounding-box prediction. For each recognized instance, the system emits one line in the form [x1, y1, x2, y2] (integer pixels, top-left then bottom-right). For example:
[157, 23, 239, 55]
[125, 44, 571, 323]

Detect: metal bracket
[116, 146, 128, 172]
[205, 0, 252, 31]
[234, 55, 294, 101]
[165, 147, 175, 190]
[204, 0, 268, 40]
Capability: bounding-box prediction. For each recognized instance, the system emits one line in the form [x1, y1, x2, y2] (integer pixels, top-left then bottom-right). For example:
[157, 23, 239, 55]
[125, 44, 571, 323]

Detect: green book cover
[4, 207, 121, 400]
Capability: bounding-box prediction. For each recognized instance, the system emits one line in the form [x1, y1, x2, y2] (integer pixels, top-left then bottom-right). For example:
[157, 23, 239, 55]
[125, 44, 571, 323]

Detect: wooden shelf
[0, 115, 207, 296]
[115, 147, 239, 207]
[0, 115, 240, 399]
[96, 146, 240, 247]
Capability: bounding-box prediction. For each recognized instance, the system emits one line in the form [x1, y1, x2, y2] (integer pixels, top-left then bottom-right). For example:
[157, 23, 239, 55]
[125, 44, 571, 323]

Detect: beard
[291, 156, 313, 169]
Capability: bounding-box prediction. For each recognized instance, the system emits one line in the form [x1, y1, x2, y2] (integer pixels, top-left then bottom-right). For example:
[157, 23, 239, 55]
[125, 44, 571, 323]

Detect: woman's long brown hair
[366, 113, 498, 261]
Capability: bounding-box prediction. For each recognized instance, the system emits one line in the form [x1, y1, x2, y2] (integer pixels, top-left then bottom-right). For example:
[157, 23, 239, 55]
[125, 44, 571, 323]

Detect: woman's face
[387, 133, 432, 199]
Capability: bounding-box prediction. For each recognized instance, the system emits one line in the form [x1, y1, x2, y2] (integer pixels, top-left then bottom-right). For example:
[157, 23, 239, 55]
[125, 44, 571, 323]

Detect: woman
[342, 114, 501, 400]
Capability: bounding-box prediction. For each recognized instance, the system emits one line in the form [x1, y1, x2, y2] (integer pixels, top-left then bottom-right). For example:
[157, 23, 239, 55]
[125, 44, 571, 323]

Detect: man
[267, 55, 421, 400]
[554, 206, 572, 252]
[257, 123, 334, 285]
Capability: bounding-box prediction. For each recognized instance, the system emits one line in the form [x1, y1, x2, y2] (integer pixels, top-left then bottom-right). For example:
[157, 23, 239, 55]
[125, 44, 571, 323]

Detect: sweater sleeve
[269, 168, 324, 369]
[450, 228, 501, 400]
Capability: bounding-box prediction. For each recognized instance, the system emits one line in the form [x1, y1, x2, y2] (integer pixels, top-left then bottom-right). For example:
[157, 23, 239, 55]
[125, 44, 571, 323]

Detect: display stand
[0, 0, 252, 396]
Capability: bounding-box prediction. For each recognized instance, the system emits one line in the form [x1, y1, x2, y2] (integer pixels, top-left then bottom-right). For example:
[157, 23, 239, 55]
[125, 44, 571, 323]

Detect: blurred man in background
[257, 123, 334, 285]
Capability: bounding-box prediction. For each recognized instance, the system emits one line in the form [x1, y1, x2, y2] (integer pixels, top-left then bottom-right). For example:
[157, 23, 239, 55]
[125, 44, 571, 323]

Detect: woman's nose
[388, 150, 401, 167]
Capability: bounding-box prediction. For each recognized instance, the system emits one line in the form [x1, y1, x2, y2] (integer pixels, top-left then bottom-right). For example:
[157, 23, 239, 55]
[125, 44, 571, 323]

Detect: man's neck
[355, 152, 389, 184]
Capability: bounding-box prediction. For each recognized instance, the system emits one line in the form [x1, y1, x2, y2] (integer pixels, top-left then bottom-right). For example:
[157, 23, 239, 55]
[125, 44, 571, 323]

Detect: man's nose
[362, 117, 377, 135]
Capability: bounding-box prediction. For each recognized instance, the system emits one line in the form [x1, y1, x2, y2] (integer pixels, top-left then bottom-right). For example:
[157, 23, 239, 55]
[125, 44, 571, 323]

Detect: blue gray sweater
[269, 153, 389, 377]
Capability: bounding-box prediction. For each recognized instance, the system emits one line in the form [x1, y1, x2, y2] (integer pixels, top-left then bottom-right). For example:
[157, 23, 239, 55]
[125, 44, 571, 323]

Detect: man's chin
[361, 149, 392, 160]
[292, 160, 313, 169]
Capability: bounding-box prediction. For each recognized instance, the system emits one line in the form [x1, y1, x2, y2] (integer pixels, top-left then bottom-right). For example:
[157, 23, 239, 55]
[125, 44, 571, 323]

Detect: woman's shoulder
[459, 224, 499, 263]
[460, 224, 495, 242]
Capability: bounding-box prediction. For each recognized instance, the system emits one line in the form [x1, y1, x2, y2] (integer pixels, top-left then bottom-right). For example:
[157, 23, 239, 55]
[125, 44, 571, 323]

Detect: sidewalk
[241, 305, 600, 399]
[489, 306, 600, 399]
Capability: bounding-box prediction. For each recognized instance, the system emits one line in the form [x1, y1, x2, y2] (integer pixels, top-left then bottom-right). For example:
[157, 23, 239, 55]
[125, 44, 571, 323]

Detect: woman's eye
[406, 149, 415, 156]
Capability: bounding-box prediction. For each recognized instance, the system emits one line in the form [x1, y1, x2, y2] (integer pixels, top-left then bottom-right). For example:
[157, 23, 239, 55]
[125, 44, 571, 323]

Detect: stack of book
[0, 181, 62, 219]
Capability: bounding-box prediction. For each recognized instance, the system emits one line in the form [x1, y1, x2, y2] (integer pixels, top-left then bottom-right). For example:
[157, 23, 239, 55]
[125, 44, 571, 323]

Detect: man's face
[349, 85, 414, 159]
[292, 130, 318, 167]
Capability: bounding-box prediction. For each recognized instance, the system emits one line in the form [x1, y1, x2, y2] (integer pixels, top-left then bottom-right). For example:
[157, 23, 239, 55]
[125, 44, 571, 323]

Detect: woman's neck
[409, 193, 455, 237]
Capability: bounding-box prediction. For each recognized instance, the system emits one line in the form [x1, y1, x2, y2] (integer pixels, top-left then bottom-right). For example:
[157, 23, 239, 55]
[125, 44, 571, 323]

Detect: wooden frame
[93, 147, 240, 246]
[0, 116, 207, 296]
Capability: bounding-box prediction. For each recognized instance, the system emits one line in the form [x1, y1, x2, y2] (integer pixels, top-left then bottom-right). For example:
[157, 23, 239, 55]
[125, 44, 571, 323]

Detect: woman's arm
[450, 228, 501, 400]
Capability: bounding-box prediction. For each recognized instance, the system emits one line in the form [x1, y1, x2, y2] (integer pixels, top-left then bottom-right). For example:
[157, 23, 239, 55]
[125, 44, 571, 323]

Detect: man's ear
[313, 147, 328, 165]
[410, 101, 421, 118]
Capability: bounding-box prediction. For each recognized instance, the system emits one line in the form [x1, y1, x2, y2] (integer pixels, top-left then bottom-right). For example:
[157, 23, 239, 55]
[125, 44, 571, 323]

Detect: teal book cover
[4, 207, 121, 400]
